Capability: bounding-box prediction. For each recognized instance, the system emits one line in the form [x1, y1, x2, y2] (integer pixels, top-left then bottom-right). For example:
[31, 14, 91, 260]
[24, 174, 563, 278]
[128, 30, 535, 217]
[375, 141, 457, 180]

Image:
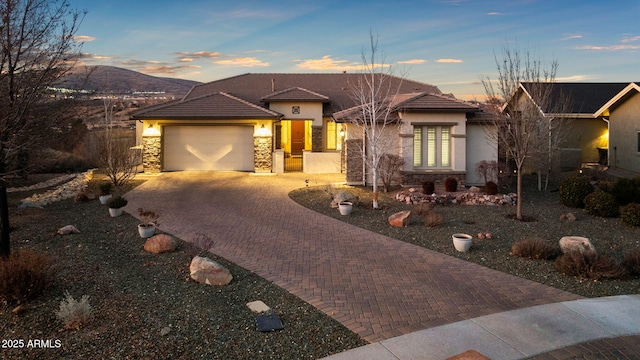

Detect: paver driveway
[124, 171, 581, 343]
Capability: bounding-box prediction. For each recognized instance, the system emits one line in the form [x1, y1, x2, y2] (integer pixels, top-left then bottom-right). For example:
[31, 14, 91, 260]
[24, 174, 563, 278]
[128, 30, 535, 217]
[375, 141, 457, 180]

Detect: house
[131, 73, 497, 186]
[509, 82, 639, 174]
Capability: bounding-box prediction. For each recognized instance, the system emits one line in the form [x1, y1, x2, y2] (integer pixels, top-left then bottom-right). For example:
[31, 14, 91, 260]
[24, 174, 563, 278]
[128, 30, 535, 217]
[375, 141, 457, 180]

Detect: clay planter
[452, 233, 473, 252]
[338, 202, 353, 215]
[138, 224, 156, 238]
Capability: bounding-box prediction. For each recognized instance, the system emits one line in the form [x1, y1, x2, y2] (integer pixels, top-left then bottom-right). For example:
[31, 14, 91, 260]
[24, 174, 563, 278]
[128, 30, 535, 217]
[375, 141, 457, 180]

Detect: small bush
[413, 203, 433, 216]
[0, 249, 55, 304]
[106, 196, 128, 209]
[422, 210, 443, 228]
[510, 238, 561, 260]
[584, 191, 619, 218]
[611, 177, 640, 206]
[98, 181, 112, 195]
[554, 252, 626, 280]
[185, 232, 216, 258]
[422, 181, 435, 195]
[485, 181, 498, 195]
[56, 292, 93, 330]
[621, 203, 640, 227]
[444, 177, 457, 192]
[559, 177, 594, 208]
[622, 249, 640, 277]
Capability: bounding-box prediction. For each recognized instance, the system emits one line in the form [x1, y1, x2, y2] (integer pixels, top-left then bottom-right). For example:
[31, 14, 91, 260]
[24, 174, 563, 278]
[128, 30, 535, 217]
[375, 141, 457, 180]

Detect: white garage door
[164, 126, 254, 171]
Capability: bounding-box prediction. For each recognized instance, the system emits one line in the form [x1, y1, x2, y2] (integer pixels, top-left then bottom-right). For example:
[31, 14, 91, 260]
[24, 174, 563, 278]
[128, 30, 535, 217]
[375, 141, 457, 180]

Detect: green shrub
[555, 252, 626, 280]
[106, 196, 128, 208]
[485, 181, 498, 195]
[559, 177, 594, 208]
[611, 177, 640, 206]
[98, 181, 113, 195]
[444, 177, 457, 192]
[620, 203, 640, 227]
[584, 191, 620, 218]
[510, 238, 561, 260]
[0, 250, 55, 304]
[422, 181, 435, 194]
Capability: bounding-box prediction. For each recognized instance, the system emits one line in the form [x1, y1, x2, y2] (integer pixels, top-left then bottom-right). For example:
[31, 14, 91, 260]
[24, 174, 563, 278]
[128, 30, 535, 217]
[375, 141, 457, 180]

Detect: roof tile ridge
[219, 92, 282, 116]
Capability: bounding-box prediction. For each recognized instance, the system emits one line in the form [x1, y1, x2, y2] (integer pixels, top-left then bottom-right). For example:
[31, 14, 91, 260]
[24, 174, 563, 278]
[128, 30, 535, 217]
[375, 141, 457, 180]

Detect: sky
[68, 0, 640, 100]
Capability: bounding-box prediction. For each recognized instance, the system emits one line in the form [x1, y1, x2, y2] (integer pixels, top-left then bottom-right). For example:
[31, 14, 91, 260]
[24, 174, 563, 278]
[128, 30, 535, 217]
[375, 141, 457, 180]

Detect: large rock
[190, 256, 233, 286]
[331, 191, 359, 208]
[559, 236, 596, 255]
[144, 234, 178, 254]
[57, 225, 80, 235]
[389, 210, 411, 227]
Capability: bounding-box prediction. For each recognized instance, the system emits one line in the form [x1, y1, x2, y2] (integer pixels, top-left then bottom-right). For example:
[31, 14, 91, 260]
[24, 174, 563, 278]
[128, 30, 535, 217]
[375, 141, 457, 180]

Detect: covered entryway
[164, 126, 254, 171]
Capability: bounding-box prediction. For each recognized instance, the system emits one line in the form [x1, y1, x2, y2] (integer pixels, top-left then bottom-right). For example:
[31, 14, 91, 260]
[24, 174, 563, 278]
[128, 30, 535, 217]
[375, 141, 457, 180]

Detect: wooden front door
[291, 121, 305, 155]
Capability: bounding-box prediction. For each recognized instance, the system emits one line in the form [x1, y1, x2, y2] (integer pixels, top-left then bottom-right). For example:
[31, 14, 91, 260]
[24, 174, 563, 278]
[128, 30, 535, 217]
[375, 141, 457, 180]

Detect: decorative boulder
[144, 234, 178, 254]
[389, 210, 411, 227]
[559, 236, 596, 255]
[469, 186, 481, 193]
[331, 191, 359, 208]
[190, 256, 233, 286]
[57, 225, 80, 235]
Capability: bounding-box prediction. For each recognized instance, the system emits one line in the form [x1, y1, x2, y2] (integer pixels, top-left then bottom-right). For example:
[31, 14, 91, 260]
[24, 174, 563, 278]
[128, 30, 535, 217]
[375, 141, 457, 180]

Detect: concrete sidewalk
[323, 295, 640, 359]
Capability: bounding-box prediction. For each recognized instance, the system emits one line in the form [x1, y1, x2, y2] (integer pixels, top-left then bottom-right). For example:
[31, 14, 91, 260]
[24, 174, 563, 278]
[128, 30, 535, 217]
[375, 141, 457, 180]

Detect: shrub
[422, 181, 435, 195]
[622, 249, 640, 277]
[379, 153, 405, 193]
[444, 177, 457, 192]
[185, 232, 216, 258]
[413, 202, 433, 216]
[621, 203, 640, 227]
[422, 210, 443, 228]
[98, 181, 112, 195]
[0, 249, 55, 304]
[510, 238, 561, 260]
[554, 252, 626, 280]
[485, 181, 498, 195]
[106, 196, 128, 209]
[611, 177, 640, 206]
[56, 292, 93, 330]
[559, 177, 594, 208]
[584, 191, 619, 218]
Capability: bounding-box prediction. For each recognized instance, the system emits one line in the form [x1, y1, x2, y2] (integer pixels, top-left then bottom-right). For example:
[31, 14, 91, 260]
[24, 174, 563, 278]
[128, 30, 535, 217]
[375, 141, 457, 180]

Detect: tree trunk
[0, 187, 10, 259]
[516, 170, 523, 220]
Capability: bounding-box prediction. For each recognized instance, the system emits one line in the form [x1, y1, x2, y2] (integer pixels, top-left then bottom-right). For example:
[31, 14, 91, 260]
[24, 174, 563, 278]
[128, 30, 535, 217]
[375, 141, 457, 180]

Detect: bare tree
[481, 44, 571, 220]
[345, 33, 404, 209]
[0, 0, 85, 182]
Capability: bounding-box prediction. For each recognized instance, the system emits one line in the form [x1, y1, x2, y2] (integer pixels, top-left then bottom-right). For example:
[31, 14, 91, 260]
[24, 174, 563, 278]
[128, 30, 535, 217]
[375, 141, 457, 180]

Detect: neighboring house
[510, 82, 636, 171]
[130, 73, 497, 186]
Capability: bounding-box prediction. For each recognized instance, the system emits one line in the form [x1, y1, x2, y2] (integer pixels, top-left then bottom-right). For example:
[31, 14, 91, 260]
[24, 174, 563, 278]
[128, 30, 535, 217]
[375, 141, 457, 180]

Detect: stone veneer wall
[311, 126, 323, 152]
[254, 137, 273, 171]
[143, 136, 162, 172]
[345, 139, 363, 184]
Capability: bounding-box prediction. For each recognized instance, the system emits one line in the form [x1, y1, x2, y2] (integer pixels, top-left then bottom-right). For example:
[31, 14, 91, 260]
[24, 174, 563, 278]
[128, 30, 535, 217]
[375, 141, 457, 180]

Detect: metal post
[0, 186, 10, 259]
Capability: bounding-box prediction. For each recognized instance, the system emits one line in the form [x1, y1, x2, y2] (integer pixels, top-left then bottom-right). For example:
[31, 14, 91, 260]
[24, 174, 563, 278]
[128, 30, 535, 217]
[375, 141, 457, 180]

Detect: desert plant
[0, 249, 55, 304]
[559, 177, 594, 208]
[611, 177, 640, 206]
[413, 202, 434, 216]
[444, 177, 457, 192]
[485, 181, 498, 195]
[584, 191, 619, 218]
[510, 238, 561, 260]
[421, 181, 435, 195]
[422, 210, 443, 228]
[621, 203, 640, 227]
[106, 196, 128, 209]
[622, 249, 640, 277]
[185, 232, 216, 258]
[56, 291, 93, 330]
[137, 208, 160, 227]
[98, 181, 112, 195]
[554, 252, 626, 280]
[378, 153, 405, 193]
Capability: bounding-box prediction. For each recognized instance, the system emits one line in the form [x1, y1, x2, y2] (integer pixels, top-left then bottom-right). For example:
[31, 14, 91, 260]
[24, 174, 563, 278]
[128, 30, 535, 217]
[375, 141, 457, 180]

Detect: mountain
[57, 65, 202, 95]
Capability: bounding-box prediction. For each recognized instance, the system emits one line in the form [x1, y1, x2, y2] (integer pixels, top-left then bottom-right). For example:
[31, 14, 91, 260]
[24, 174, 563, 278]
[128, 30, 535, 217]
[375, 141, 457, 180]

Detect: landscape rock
[331, 191, 359, 208]
[144, 234, 178, 254]
[389, 210, 411, 227]
[190, 256, 233, 286]
[469, 186, 481, 193]
[559, 236, 596, 255]
[247, 300, 271, 313]
[57, 225, 81, 235]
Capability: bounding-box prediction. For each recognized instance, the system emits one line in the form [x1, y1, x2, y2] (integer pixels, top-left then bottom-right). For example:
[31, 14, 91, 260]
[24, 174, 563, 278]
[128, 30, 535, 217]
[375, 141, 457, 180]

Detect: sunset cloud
[214, 57, 270, 67]
[436, 58, 463, 63]
[398, 59, 427, 64]
[295, 55, 364, 71]
[174, 51, 221, 59]
[120, 59, 201, 74]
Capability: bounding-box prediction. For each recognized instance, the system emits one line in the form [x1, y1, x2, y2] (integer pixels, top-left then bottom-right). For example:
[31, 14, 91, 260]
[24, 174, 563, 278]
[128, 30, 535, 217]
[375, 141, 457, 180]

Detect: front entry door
[291, 121, 305, 155]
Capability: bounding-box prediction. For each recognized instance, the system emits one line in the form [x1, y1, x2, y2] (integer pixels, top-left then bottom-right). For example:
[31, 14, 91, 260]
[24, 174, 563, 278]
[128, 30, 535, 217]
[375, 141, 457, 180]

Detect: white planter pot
[99, 194, 112, 204]
[338, 202, 353, 215]
[109, 207, 123, 217]
[452, 233, 473, 252]
[138, 224, 156, 238]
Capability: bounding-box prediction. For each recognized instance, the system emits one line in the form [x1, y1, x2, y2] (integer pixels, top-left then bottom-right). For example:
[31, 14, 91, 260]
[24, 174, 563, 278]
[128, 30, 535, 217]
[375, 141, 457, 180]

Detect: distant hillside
[57, 65, 202, 95]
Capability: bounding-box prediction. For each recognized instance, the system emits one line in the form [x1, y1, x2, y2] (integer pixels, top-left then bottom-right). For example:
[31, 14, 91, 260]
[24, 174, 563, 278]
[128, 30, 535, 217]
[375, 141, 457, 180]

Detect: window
[413, 126, 451, 168]
[326, 119, 338, 150]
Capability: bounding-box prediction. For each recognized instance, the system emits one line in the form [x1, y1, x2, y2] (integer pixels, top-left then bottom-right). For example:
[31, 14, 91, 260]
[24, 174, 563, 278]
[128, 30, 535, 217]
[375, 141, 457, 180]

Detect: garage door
[164, 126, 254, 171]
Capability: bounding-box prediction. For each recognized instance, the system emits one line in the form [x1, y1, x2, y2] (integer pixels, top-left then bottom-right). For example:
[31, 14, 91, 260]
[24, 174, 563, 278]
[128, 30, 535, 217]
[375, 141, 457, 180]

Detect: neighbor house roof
[519, 82, 632, 115]
[594, 82, 640, 116]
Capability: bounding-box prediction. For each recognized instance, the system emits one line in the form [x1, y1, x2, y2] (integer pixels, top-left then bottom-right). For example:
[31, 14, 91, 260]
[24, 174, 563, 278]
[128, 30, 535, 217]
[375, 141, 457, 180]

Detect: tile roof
[393, 92, 479, 112]
[261, 87, 330, 102]
[520, 82, 632, 114]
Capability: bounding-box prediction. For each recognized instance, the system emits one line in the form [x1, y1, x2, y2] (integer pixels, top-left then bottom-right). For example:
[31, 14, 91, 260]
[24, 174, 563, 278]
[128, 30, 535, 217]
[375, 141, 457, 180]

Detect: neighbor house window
[413, 126, 451, 168]
[326, 120, 337, 150]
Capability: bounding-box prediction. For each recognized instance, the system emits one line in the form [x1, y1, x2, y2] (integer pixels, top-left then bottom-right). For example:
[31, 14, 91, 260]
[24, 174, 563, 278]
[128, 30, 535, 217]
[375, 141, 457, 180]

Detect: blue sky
[69, 0, 639, 100]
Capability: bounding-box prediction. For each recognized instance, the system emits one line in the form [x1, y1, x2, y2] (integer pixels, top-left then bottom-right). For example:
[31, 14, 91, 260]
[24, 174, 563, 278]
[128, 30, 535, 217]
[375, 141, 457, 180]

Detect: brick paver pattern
[125, 172, 582, 343]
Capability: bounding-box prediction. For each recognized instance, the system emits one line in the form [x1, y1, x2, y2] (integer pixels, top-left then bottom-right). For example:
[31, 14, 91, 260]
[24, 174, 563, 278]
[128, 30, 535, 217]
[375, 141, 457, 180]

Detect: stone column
[311, 125, 323, 152]
[254, 136, 273, 173]
[142, 135, 162, 172]
[346, 138, 363, 184]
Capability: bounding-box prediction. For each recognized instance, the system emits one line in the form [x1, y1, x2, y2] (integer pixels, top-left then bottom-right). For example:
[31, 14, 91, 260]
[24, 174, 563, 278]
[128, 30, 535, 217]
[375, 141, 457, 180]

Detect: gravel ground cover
[0, 176, 366, 359]
[289, 175, 640, 298]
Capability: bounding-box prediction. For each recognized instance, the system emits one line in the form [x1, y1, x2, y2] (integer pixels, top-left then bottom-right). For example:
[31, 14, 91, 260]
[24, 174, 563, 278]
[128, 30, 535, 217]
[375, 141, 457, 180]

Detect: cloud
[562, 34, 583, 40]
[214, 57, 270, 67]
[398, 59, 427, 65]
[556, 75, 596, 81]
[487, 12, 502, 15]
[174, 51, 221, 59]
[576, 44, 640, 51]
[74, 35, 96, 42]
[295, 55, 365, 71]
[436, 58, 463, 63]
[120, 59, 201, 74]
[621, 36, 640, 43]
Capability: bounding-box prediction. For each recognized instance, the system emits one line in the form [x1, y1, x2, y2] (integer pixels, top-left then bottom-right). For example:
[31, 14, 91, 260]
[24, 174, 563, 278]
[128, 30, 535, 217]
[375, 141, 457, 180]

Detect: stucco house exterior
[131, 73, 497, 186]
